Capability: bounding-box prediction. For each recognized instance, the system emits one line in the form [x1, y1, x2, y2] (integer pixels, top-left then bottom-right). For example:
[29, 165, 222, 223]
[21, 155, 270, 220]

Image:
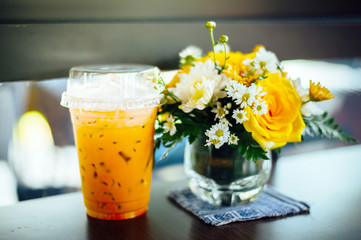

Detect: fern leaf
[303, 113, 357, 143]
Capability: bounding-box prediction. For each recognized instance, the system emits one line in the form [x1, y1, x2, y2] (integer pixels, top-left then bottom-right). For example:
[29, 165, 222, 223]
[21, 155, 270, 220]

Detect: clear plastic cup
[60, 65, 162, 220]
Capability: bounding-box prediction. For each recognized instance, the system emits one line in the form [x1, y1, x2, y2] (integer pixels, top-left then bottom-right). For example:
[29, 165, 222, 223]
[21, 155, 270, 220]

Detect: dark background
[0, 0, 361, 82]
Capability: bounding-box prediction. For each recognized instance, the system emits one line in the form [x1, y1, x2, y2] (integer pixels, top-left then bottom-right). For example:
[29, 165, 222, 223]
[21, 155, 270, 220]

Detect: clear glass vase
[184, 136, 272, 206]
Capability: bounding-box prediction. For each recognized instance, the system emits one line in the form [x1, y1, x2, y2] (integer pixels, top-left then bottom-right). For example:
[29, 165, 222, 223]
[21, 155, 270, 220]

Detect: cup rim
[70, 64, 155, 74]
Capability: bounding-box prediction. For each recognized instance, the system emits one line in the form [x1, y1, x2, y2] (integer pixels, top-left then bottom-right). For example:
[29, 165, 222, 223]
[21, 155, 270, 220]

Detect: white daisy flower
[219, 118, 232, 127]
[255, 90, 267, 104]
[163, 115, 177, 136]
[253, 101, 268, 115]
[291, 77, 309, 102]
[214, 42, 231, 53]
[254, 84, 266, 97]
[228, 134, 239, 145]
[253, 48, 279, 74]
[232, 109, 248, 124]
[205, 123, 230, 148]
[242, 58, 254, 67]
[226, 80, 247, 101]
[241, 58, 257, 77]
[211, 102, 229, 120]
[207, 123, 230, 140]
[242, 47, 279, 75]
[169, 60, 226, 113]
[301, 102, 324, 117]
[143, 67, 164, 93]
[225, 80, 238, 97]
[234, 84, 257, 108]
[205, 138, 224, 149]
[179, 45, 203, 59]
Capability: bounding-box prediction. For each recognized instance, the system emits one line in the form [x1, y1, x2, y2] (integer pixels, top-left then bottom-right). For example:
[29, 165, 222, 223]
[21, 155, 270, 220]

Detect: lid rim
[70, 64, 155, 74]
[60, 92, 163, 111]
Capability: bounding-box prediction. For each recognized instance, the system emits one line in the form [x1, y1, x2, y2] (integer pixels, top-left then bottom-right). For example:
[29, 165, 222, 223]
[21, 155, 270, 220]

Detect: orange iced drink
[70, 107, 158, 220]
[61, 64, 162, 220]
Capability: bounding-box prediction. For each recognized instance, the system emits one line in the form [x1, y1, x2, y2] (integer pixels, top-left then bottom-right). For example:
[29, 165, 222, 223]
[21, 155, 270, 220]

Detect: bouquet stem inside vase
[184, 135, 272, 206]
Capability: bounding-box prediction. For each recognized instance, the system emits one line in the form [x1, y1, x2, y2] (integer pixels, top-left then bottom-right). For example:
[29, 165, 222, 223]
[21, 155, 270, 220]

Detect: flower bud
[219, 35, 229, 43]
[227, 102, 232, 109]
[206, 21, 216, 30]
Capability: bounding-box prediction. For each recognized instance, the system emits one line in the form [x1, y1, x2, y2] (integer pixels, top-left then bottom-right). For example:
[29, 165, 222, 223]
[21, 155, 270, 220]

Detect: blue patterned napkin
[168, 186, 310, 226]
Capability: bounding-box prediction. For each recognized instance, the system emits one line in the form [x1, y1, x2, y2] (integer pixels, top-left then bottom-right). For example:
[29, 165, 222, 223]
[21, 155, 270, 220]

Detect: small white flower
[205, 138, 224, 149]
[205, 123, 230, 148]
[253, 101, 268, 115]
[144, 67, 159, 81]
[228, 134, 239, 145]
[254, 48, 279, 73]
[170, 60, 226, 113]
[254, 84, 266, 97]
[234, 84, 257, 108]
[211, 102, 229, 120]
[225, 80, 246, 98]
[242, 58, 254, 67]
[227, 82, 265, 110]
[163, 115, 177, 136]
[219, 118, 232, 127]
[226, 80, 254, 109]
[226, 102, 232, 109]
[242, 47, 279, 75]
[208, 123, 230, 140]
[179, 45, 202, 60]
[301, 102, 324, 117]
[214, 42, 231, 53]
[144, 67, 164, 93]
[242, 58, 256, 77]
[232, 109, 248, 124]
[291, 77, 309, 102]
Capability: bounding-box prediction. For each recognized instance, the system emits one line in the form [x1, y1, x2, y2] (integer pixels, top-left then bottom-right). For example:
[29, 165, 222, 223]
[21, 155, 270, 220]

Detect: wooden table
[1, 144, 361, 240]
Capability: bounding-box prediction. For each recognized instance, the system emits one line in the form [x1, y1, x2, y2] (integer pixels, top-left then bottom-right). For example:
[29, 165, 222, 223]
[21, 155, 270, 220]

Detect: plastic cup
[60, 65, 162, 220]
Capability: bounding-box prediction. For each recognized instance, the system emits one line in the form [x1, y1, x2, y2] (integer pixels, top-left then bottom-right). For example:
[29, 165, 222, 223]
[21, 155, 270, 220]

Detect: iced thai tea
[70, 108, 157, 220]
[60, 64, 162, 220]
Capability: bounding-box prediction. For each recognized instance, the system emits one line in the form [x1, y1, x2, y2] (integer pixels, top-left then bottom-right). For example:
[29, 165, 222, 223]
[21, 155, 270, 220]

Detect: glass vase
[184, 136, 272, 206]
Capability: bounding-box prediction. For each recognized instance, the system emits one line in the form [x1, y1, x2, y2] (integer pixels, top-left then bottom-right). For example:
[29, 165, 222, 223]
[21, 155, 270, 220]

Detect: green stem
[158, 76, 180, 102]
[302, 98, 311, 105]
[209, 29, 217, 68]
[222, 43, 227, 70]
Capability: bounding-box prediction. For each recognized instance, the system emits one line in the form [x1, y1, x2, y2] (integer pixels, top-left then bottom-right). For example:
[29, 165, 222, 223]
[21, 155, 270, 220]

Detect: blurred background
[0, 0, 360, 205]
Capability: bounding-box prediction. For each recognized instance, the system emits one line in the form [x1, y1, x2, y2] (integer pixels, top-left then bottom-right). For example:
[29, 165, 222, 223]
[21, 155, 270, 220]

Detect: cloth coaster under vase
[168, 186, 310, 226]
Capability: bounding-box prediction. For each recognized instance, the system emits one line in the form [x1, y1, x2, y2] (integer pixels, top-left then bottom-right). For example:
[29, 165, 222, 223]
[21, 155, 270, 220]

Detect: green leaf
[234, 129, 269, 162]
[154, 138, 161, 149]
[303, 113, 357, 143]
[238, 144, 247, 156]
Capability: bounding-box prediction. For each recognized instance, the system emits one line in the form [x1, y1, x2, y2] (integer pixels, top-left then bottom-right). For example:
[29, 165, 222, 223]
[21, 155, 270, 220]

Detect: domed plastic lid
[60, 64, 162, 111]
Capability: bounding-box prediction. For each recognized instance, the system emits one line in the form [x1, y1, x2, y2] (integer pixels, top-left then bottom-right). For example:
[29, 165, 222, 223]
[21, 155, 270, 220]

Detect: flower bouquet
[152, 21, 355, 205]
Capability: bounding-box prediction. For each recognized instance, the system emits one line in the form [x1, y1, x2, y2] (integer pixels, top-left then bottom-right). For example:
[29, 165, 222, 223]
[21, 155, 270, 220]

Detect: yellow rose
[243, 73, 306, 150]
